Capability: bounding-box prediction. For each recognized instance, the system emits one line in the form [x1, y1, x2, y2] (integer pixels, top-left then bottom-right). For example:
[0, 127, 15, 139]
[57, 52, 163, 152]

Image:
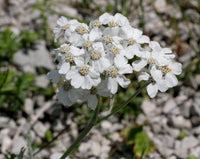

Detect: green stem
[97, 82, 149, 124]
[60, 97, 101, 159]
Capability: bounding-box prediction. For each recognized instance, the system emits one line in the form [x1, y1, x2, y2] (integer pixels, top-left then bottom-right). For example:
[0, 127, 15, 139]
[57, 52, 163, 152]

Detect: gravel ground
[0, 0, 199, 158]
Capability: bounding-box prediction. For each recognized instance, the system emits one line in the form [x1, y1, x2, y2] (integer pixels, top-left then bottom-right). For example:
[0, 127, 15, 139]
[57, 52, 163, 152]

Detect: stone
[35, 75, 49, 88]
[166, 127, 180, 138]
[163, 99, 176, 114]
[101, 120, 112, 130]
[0, 117, 9, 128]
[14, 41, 55, 71]
[195, 75, 200, 85]
[110, 132, 122, 142]
[141, 100, 156, 116]
[190, 146, 200, 158]
[24, 98, 34, 115]
[180, 99, 192, 118]
[181, 136, 199, 149]
[155, 0, 167, 13]
[159, 135, 174, 148]
[1, 135, 12, 153]
[171, 116, 192, 129]
[33, 122, 48, 138]
[12, 137, 27, 154]
[175, 140, 188, 158]
[50, 152, 70, 159]
[136, 114, 147, 124]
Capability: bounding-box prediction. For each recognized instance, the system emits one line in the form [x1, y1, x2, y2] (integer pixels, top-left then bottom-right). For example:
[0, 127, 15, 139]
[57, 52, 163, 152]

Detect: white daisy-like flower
[89, 42, 111, 73]
[106, 58, 133, 94]
[56, 44, 85, 75]
[138, 66, 168, 98]
[161, 61, 182, 88]
[65, 23, 89, 47]
[81, 80, 111, 109]
[120, 25, 150, 45]
[66, 57, 101, 89]
[132, 41, 175, 72]
[53, 16, 79, 42]
[56, 81, 82, 106]
[99, 13, 130, 27]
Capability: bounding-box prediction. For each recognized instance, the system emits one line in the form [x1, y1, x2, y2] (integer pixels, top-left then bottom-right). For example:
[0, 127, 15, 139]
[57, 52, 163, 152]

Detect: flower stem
[97, 82, 149, 124]
[60, 97, 101, 159]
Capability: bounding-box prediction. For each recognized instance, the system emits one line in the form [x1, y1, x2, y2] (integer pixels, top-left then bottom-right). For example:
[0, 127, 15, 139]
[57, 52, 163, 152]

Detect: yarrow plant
[47, 13, 182, 158]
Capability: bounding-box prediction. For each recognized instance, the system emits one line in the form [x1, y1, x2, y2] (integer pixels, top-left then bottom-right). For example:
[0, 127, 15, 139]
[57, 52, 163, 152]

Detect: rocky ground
[0, 0, 200, 159]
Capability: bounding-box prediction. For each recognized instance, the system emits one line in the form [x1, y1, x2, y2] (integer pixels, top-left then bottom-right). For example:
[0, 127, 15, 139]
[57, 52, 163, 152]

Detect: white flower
[56, 81, 82, 106]
[66, 57, 101, 89]
[81, 80, 111, 109]
[106, 58, 132, 94]
[53, 16, 79, 42]
[161, 61, 182, 88]
[120, 25, 150, 45]
[89, 42, 111, 73]
[99, 13, 130, 27]
[65, 23, 89, 46]
[138, 66, 168, 98]
[132, 41, 175, 72]
[57, 44, 85, 75]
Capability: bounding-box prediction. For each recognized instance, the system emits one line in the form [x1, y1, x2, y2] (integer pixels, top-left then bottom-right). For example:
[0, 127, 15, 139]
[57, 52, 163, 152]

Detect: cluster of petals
[48, 13, 182, 108]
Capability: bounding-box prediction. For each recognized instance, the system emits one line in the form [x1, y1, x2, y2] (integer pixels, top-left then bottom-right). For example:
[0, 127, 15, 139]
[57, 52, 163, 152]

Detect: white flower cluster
[48, 13, 182, 108]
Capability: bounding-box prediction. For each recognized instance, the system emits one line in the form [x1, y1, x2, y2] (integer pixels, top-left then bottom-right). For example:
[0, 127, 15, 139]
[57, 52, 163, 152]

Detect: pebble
[35, 75, 50, 88]
[33, 122, 49, 138]
[24, 98, 34, 115]
[171, 116, 192, 129]
[141, 100, 156, 116]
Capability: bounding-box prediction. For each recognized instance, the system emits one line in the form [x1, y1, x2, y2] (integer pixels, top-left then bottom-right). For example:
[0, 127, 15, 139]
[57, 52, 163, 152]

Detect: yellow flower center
[62, 24, 70, 30]
[91, 50, 102, 60]
[111, 46, 120, 56]
[108, 67, 118, 78]
[65, 53, 74, 63]
[84, 41, 92, 48]
[128, 38, 136, 45]
[147, 58, 155, 64]
[108, 21, 118, 27]
[104, 35, 113, 44]
[79, 66, 89, 76]
[61, 45, 70, 53]
[76, 26, 88, 35]
[93, 20, 101, 27]
[161, 66, 173, 74]
[63, 81, 72, 91]
[90, 87, 97, 94]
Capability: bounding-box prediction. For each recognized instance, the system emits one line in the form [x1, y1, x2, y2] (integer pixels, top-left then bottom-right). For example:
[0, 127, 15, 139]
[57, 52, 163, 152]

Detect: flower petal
[147, 83, 158, 98]
[132, 59, 147, 71]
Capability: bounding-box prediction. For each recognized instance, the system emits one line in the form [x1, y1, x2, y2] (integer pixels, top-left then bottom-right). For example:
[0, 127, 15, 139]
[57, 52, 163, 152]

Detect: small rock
[181, 136, 199, 149]
[0, 117, 9, 128]
[33, 122, 48, 138]
[1, 135, 12, 153]
[166, 127, 180, 138]
[50, 152, 70, 159]
[163, 99, 176, 114]
[14, 41, 55, 71]
[171, 116, 192, 129]
[24, 98, 34, 115]
[141, 100, 156, 116]
[190, 146, 200, 158]
[12, 137, 27, 154]
[160, 135, 174, 148]
[101, 120, 112, 130]
[110, 132, 122, 142]
[175, 140, 188, 158]
[155, 0, 167, 13]
[180, 99, 192, 118]
[35, 75, 49, 88]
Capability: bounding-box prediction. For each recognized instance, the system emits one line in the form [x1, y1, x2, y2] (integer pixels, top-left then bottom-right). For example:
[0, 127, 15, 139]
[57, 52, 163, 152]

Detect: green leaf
[45, 130, 53, 142]
[121, 124, 155, 158]
[186, 156, 199, 159]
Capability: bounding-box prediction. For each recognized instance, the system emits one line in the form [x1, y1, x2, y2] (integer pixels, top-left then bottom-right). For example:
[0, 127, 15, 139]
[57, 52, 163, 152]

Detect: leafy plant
[186, 156, 199, 159]
[0, 70, 35, 114]
[121, 124, 155, 158]
[0, 28, 21, 64]
[4, 147, 25, 159]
